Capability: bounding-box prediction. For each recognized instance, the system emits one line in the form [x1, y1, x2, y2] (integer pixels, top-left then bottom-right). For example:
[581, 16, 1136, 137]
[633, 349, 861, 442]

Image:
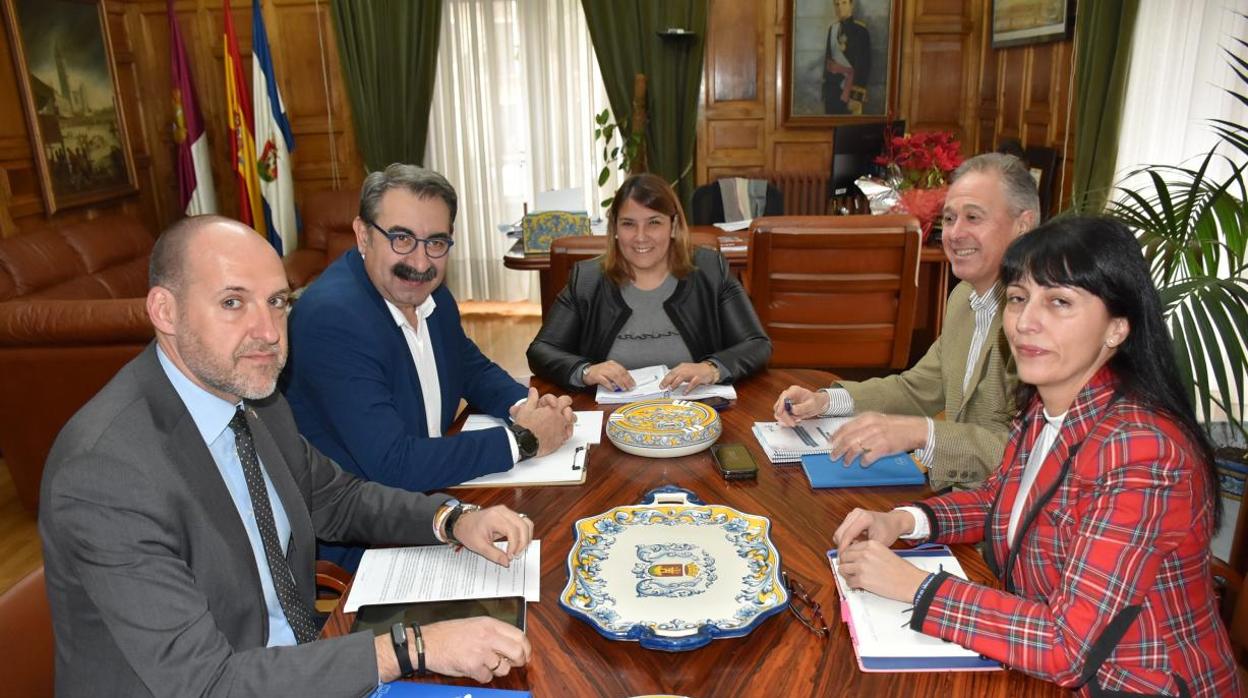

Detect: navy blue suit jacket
[283, 250, 527, 568]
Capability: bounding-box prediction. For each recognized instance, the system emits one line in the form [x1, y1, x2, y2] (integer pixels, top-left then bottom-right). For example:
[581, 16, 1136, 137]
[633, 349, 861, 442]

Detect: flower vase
[894, 186, 948, 242]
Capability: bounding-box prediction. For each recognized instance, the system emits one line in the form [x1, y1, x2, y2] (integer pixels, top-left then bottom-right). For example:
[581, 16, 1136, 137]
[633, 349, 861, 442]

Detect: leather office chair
[0, 566, 54, 697]
[691, 179, 784, 226]
[746, 215, 922, 370]
[542, 232, 721, 316]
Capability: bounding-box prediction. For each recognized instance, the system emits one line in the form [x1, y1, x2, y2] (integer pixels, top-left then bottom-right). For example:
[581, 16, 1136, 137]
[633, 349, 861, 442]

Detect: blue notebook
[370, 683, 531, 697]
[800, 452, 925, 488]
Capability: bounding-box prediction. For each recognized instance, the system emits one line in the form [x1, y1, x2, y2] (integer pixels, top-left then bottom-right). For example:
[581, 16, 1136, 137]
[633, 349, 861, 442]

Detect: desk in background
[323, 369, 1060, 697]
[503, 227, 951, 367]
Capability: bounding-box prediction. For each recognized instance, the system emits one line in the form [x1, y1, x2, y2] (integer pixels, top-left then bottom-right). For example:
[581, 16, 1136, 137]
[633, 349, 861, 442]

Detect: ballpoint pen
[783, 398, 794, 415]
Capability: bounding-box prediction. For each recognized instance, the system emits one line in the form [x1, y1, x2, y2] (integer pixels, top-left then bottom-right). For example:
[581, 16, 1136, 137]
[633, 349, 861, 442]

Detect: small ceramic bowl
[605, 398, 722, 458]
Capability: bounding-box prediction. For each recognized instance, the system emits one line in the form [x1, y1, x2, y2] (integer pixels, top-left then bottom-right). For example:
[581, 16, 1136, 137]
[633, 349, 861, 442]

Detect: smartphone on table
[351, 596, 527, 635]
[710, 442, 758, 480]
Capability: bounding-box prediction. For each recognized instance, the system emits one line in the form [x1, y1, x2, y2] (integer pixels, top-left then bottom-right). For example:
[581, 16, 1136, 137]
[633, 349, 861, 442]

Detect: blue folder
[369, 683, 531, 697]
[800, 452, 926, 488]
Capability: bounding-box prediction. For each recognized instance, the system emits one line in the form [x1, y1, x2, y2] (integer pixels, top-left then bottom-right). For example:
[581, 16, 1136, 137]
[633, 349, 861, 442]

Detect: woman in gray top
[527, 173, 772, 393]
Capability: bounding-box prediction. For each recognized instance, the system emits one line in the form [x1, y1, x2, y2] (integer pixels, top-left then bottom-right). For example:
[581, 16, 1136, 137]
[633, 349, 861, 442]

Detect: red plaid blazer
[909, 367, 1240, 697]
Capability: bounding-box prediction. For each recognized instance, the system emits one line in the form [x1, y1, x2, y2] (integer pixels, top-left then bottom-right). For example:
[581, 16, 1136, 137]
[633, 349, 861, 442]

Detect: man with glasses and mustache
[284, 164, 574, 571]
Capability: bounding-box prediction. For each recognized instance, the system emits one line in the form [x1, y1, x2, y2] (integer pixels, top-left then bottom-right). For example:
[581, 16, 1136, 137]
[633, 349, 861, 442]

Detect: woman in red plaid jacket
[835, 216, 1241, 697]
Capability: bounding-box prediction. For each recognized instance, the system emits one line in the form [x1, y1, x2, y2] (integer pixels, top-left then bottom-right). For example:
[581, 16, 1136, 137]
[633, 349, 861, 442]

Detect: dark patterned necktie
[229, 407, 319, 644]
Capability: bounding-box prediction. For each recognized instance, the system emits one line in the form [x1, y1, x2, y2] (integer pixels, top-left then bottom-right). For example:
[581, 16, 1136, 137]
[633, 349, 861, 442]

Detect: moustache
[392, 263, 438, 283]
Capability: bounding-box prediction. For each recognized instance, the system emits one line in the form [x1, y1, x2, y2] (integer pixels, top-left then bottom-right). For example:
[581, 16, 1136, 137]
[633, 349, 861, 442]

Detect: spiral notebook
[751, 418, 853, 463]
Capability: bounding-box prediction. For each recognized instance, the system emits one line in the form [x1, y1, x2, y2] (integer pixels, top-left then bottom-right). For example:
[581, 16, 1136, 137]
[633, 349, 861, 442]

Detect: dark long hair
[1000, 216, 1220, 523]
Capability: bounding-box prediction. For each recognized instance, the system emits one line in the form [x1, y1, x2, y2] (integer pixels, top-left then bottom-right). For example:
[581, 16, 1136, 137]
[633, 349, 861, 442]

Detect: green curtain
[1071, 0, 1139, 213]
[581, 0, 707, 206]
[330, 0, 442, 172]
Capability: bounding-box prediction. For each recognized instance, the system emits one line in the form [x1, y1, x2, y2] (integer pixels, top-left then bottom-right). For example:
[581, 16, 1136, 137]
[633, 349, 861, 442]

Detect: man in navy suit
[285, 164, 573, 570]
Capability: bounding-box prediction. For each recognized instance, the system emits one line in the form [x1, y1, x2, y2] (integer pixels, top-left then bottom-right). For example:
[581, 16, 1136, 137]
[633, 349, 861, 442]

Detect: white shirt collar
[968, 282, 1002, 312]
[383, 294, 437, 329]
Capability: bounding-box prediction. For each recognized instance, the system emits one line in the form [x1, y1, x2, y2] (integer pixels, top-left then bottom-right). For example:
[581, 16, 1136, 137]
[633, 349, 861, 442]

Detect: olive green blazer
[838, 281, 1016, 491]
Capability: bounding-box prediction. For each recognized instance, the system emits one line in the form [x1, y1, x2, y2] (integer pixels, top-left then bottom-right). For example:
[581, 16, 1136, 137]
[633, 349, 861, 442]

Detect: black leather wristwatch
[390, 621, 415, 678]
[507, 421, 539, 460]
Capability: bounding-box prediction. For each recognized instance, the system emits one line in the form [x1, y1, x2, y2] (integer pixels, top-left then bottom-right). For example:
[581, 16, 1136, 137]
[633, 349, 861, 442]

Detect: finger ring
[517, 513, 530, 520]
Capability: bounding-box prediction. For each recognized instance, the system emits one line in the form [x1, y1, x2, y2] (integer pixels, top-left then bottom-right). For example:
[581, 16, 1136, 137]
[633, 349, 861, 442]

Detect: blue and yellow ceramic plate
[559, 486, 788, 651]
[605, 398, 721, 458]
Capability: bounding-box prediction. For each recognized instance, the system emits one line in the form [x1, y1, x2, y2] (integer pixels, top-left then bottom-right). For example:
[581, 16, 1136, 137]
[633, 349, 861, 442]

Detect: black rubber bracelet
[411, 622, 428, 675]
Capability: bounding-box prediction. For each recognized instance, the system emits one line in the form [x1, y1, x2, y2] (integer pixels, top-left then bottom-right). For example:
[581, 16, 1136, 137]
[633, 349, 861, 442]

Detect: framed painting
[783, 0, 901, 127]
[991, 0, 1075, 48]
[2, 0, 137, 214]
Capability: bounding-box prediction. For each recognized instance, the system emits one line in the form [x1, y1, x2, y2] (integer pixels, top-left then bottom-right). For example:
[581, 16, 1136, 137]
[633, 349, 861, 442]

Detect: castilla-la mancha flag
[222, 0, 263, 229]
[251, 0, 297, 256]
[168, 0, 215, 215]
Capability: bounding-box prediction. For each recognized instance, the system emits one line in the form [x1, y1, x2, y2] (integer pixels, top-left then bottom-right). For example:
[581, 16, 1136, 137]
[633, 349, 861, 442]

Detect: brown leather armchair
[285, 189, 359, 288]
[0, 566, 53, 697]
[0, 214, 154, 513]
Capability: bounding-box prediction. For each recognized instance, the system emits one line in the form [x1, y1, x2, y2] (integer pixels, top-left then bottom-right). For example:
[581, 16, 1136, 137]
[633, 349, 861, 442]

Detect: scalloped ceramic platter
[605, 398, 722, 458]
[560, 487, 788, 652]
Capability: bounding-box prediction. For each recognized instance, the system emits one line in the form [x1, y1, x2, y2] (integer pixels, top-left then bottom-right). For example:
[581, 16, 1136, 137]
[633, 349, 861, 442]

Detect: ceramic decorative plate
[560, 487, 788, 652]
[605, 398, 722, 458]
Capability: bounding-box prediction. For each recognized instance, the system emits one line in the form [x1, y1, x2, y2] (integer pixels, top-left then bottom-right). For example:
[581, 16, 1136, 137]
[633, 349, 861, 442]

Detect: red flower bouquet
[875, 131, 964, 240]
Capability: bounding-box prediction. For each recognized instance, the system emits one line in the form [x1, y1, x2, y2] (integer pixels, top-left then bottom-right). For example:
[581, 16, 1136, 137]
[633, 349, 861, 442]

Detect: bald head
[149, 215, 279, 296]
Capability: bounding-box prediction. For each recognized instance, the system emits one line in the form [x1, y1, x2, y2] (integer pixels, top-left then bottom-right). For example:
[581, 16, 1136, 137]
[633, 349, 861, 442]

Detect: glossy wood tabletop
[324, 369, 1063, 697]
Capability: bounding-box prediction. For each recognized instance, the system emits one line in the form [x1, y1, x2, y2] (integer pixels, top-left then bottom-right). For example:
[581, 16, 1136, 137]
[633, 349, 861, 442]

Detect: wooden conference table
[503, 226, 952, 365]
[325, 369, 1061, 697]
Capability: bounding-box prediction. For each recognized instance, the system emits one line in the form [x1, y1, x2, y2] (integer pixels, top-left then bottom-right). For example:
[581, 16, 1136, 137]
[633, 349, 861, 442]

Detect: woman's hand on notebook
[836, 540, 929, 603]
[833, 507, 914, 548]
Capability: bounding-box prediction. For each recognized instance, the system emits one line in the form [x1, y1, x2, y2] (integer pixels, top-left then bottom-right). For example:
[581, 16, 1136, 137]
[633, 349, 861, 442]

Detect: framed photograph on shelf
[783, 0, 901, 127]
[991, 0, 1075, 49]
[2, 0, 137, 214]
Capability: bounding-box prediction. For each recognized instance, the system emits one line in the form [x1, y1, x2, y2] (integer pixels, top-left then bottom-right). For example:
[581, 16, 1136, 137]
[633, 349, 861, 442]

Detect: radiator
[763, 170, 829, 216]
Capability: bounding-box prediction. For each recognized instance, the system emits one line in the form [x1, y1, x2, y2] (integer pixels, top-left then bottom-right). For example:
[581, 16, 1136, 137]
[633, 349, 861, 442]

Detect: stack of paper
[751, 417, 852, 463]
[454, 411, 603, 487]
[594, 364, 738, 404]
[827, 545, 1000, 672]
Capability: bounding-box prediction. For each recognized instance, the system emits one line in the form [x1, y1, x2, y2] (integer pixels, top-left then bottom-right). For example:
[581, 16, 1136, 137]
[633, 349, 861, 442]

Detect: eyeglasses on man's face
[364, 219, 454, 258]
[783, 570, 829, 638]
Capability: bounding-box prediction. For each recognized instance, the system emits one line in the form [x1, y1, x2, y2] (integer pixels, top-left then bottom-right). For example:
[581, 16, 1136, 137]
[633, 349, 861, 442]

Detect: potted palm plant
[1105, 35, 1248, 441]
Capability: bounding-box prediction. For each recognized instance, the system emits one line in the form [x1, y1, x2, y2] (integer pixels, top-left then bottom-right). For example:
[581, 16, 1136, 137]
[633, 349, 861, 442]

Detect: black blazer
[527, 247, 772, 391]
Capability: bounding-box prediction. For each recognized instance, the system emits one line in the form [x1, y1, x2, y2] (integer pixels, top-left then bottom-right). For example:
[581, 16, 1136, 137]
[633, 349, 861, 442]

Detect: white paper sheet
[713, 219, 752, 232]
[534, 187, 585, 213]
[594, 364, 738, 404]
[454, 412, 602, 486]
[345, 541, 541, 613]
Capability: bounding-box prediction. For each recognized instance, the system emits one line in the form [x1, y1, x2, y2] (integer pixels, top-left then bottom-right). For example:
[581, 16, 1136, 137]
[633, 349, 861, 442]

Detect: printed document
[345, 541, 541, 613]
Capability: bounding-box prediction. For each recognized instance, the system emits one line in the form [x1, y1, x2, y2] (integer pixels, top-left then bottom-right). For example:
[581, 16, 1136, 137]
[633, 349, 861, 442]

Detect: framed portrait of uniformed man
[783, 0, 900, 126]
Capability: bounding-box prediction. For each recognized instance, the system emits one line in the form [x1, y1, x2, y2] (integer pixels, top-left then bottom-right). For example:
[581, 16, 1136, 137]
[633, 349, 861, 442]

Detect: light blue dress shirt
[156, 346, 298, 647]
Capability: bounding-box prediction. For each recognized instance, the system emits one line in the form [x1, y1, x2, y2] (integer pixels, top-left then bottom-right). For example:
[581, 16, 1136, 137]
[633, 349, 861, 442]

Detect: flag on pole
[168, 0, 216, 215]
[222, 0, 263, 229]
[252, 1, 298, 256]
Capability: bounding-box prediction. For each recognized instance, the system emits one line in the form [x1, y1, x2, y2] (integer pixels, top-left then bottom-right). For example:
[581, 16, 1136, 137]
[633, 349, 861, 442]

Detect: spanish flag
[222, 0, 262, 228]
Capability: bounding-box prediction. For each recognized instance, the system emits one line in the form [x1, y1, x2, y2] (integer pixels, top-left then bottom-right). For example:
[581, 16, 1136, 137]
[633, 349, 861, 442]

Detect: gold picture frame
[2, 0, 137, 214]
[990, 0, 1075, 49]
[782, 0, 901, 127]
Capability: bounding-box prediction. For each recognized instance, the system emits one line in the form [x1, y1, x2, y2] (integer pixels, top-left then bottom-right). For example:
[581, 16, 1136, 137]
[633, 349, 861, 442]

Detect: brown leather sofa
[285, 189, 358, 288]
[0, 214, 154, 513]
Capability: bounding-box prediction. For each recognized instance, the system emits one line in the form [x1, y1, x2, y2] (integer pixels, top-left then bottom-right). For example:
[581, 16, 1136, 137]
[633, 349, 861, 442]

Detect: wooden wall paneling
[263, 0, 362, 198]
[699, 0, 768, 184]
